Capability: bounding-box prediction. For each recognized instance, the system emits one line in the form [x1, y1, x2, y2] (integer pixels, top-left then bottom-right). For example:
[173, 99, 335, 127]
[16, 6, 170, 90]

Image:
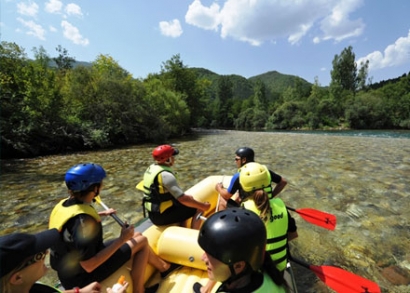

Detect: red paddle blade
[295, 208, 337, 230]
[310, 264, 381, 293]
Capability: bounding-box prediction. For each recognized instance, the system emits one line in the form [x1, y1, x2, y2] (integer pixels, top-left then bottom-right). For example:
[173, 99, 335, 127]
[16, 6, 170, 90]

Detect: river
[1, 130, 409, 292]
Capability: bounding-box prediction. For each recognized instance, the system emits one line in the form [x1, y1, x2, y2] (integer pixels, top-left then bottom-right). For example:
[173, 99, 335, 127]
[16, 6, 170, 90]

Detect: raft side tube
[157, 226, 205, 270]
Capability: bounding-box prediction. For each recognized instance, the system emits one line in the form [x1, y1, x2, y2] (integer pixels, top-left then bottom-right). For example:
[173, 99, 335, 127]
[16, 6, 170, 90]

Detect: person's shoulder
[30, 283, 60, 293]
[231, 172, 240, 180]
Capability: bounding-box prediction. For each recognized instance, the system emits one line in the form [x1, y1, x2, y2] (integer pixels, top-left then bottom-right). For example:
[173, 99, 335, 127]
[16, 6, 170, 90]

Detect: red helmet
[152, 145, 179, 162]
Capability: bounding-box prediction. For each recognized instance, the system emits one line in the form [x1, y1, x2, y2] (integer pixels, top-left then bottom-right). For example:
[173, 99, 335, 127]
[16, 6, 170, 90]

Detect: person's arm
[161, 171, 210, 211]
[64, 282, 102, 293]
[178, 194, 210, 211]
[215, 183, 233, 200]
[215, 173, 239, 200]
[287, 211, 298, 241]
[270, 170, 287, 197]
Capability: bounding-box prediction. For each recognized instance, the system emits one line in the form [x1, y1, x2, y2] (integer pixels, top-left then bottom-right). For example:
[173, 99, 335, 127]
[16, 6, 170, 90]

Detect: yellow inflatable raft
[100, 175, 298, 293]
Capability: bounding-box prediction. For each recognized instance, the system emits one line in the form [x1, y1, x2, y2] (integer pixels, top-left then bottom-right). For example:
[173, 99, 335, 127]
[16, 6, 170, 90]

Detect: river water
[1, 130, 409, 292]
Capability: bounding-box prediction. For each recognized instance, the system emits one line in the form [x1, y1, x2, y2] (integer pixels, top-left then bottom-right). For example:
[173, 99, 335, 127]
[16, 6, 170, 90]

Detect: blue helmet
[65, 163, 106, 192]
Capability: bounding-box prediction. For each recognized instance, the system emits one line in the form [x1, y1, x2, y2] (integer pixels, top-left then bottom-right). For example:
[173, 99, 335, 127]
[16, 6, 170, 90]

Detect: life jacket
[30, 282, 62, 293]
[216, 272, 285, 293]
[49, 198, 101, 231]
[142, 164, 176, 217]
[242, 197, 288, 271]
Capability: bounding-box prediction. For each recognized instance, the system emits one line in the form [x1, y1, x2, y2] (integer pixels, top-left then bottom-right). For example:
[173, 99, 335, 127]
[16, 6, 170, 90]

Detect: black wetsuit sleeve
[269, 170, 282, 184]
[287, 211, 297, 232]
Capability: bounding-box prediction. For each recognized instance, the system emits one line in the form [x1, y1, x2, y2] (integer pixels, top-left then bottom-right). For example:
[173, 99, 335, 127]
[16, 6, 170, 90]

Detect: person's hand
[201, 202, 211, 212]
[106, 281, 129, 293]
[119, 222, 134, 242]
[79, 281, 102, 293]
[215, 182, 223, 192]
[98, 208, 116, 217]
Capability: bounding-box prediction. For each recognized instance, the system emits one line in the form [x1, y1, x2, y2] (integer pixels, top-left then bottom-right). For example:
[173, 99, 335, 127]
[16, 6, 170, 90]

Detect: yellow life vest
[142, 164, 175, 214]
[242, 198, 288, 271]
[49, 199, 101, 231]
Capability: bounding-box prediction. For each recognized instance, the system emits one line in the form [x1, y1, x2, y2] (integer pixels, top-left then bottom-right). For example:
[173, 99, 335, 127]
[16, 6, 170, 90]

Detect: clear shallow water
[1, 130, 409, 292]
[266, 129, 410, 139]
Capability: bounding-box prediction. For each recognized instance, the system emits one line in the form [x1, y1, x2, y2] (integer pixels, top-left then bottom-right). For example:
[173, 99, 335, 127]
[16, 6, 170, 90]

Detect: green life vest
[242, 198, 288, 271]
[30, 282, 62, 293]
[142, 164, 176, 215]
[216, 272, 286, 293]
[49, 199, 101, 231]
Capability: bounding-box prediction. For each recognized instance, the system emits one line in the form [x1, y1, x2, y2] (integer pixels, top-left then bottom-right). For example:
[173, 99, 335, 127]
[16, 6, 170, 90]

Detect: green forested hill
[249, 70, 312, 97]
[190, 67, 309, 100]
[1, 42, 409, 159]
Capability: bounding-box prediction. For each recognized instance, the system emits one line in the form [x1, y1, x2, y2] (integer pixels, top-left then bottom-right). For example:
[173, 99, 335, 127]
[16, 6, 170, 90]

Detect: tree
[252, 79, 268, 110]
[330, 46, 357, 94]
[160, 54, 203, 127]
[215, 76, 234, 127]
[54, 45, 75, 72]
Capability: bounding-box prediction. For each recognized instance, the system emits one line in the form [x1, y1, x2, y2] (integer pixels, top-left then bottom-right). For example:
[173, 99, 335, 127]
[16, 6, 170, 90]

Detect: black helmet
[235, 147, 255, 162]
[198, 208, 266, 271]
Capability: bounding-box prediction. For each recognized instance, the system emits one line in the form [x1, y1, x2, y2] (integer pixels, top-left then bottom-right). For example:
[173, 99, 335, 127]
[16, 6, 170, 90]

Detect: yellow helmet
[239, 162, 270, 192]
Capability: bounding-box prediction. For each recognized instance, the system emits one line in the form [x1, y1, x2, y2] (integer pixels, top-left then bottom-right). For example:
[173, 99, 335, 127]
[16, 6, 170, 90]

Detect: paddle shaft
[95, 198, 127, 227]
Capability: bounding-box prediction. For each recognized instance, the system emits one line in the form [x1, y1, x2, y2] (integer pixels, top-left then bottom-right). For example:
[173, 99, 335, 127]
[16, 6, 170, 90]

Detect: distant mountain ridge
[190, 67, 312, 100]
[69, 61, 406, 98]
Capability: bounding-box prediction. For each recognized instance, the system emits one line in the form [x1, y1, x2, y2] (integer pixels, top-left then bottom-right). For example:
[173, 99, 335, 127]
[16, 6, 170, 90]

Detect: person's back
[239, 162, 298, 272]
[242, 192, 289, 271]
[141, 145, 210, 229]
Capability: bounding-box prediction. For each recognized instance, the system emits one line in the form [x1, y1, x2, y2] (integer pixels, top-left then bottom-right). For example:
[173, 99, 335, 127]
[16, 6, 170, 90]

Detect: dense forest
[1, 41, 409, 159]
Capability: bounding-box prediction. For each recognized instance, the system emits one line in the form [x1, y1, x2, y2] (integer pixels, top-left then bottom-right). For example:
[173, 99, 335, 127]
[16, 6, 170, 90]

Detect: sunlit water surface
[1, 130, 409, 292]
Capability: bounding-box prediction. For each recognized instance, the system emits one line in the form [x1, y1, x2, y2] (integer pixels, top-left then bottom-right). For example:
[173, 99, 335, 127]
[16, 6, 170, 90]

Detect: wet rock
[381, 265, 410, 285]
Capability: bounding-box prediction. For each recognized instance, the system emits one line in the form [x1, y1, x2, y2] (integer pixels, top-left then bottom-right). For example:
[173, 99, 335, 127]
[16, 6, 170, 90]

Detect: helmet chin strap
[224, 263, 252, 285]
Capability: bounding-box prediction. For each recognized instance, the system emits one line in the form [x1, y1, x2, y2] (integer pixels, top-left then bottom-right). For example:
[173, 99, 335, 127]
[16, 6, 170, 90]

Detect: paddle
[286, 206, 336, 231]
[94, 196, 128, 227]
[290, 256, 381, 293]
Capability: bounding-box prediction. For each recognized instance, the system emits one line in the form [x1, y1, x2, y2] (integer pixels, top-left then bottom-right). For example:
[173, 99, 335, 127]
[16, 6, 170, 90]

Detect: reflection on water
[1, 130, 409, 292]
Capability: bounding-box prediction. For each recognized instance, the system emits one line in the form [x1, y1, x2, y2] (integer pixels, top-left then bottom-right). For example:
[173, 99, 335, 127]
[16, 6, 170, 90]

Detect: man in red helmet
[141, 144, 210, 229]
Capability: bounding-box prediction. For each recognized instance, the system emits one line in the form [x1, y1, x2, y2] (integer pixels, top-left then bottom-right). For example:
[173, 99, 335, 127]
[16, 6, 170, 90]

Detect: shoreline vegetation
[2, 42, 409, 159]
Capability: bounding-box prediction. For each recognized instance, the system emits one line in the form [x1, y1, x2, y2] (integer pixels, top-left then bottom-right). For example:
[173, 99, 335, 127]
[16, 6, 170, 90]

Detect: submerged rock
[381, 265, 410, 286]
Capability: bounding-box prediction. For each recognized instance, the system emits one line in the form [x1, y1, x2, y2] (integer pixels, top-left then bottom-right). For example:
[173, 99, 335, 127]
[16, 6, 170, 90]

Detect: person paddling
[141, 145, 210, 229]
[215, 147, 288, 210]
[48, 163, 174, 293]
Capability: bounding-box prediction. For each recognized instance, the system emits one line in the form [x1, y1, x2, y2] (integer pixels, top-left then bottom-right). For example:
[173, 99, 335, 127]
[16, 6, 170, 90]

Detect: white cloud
[316, 0, 365, 43]
[49, 25, 57, 32]
[357, 30, 410, 70]
[65, 3, 83, 17]
[185, 0, 220, 31]
[45, 0, 63, 14]
[17, 1, 39, 17]
[185, 0, 365, 46]
[159, 19, 183, 38]
[17, 17, 45, 40]
[61, 20, 89, 45]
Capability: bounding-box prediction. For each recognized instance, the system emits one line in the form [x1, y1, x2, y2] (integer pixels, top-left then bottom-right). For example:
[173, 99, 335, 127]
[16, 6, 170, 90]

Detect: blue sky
[1, 0, 409, 86]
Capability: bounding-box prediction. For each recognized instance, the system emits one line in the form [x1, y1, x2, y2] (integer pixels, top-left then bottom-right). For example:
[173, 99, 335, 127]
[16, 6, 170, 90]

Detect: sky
[1, 0, 410, 86]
